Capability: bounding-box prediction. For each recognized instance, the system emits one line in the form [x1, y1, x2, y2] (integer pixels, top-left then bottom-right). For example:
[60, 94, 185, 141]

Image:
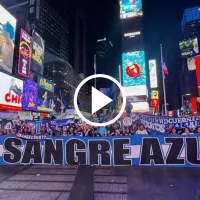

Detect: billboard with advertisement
[31, 31, 44, 75]
[149, 60, 158, 88]
[122, 51, 146, 87]
[37, 87, 54, 112]
[120, 0, 143, 19]
[124, 85, 148, 97]
[22, 80, 38, 111]
[195, 56, 200, 96]
[37, 75, 54, 92]
[0, 72, 23, 111]
[179, 37, 199, 57]
[18, 29, 32, 78]
[151, 90, 159, 109]
[132, 102, 149, 112]
[0, 5, 16, 73]
[37, 76, 54, 112]
[187, 57, 196, 71]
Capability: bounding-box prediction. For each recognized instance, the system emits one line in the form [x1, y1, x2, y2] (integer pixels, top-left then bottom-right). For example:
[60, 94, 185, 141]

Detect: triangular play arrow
[92, 87, 113, 114]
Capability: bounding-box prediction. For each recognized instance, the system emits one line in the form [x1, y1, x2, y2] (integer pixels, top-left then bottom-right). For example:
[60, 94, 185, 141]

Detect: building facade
[44, 53, 90, 112]
[120, 0, 149, 112]
[96, 37, 114, 75]
[72, 8, 87, 76]
[180, 6, 200, 114]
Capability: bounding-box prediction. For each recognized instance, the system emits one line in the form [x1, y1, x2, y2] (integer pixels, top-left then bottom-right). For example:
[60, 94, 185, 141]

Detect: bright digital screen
[22, 80, 38, 111]
[179, 37, 199, 57]
[0, 5, 16, 73]
[18, 29, 32, 78]
[131, 102, 149, 112]
[120, 0, 143, 19]
[187, 57, 196, 71]
[149, 60, 158, 88]
[124, 85, 148, 97]
[0, 72, 23, 111]
[122, 51, 146, 87]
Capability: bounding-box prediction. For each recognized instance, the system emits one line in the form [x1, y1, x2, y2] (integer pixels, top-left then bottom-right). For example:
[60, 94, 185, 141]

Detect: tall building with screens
[180, 6, 200, 99]
[120, 0, 148, 112]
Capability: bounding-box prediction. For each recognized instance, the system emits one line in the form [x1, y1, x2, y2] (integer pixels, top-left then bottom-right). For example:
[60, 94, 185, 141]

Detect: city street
[0, 165, 199, 200]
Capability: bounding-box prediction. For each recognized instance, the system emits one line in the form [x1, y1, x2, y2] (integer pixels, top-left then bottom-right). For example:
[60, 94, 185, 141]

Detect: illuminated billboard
[22, 80, 38, 111]
[132, 102, 149, 112]
[31, 31, 45, 75]
[179, 37, 199, 57]
[124, 85, 148, 97]
[37, 76, 54, 112]
[18, 29, 32, 78]
[0, 72, 23, 111]
[122, 51, 146, 87]
[187, 57, 196, 71]
[149, 60, 158, 88]
[151, 90, 159, 109]
[120, 0, 143, 19]
[0, 5, 16, 73]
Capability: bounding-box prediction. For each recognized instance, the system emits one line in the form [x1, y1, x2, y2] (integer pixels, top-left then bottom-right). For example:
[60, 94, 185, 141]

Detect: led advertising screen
[38, 87, 54, 112]
[37, 76, 54, 112]
[31, 31, 45, 75]
[122, 51, 146, 87]
[187, 57, 196, 71]
[124, 85, 148, 97]
[0, 5, 16, 73]
[0, 72, 23, 111]
[149, 60, 158, 88]
[37, 75, 54, 92]
[18, 29, 32, 78]
[22, 80, 38, 111]
[151, 90, 159, 109]
[120, 0, 143, 19]
[179, 37, 199, 57]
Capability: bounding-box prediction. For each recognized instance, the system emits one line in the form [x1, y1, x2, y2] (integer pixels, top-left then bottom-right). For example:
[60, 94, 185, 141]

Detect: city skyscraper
[180, 6, 200, 114]
[120, 0, 149, 112]
[95, 37, 114, 76]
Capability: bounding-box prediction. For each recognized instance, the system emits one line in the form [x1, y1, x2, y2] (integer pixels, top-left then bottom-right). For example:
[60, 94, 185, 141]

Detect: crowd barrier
[1, 135, 200, 167]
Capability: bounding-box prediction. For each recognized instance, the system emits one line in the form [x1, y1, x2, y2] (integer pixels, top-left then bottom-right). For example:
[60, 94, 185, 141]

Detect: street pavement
[0, 165, 199, 200]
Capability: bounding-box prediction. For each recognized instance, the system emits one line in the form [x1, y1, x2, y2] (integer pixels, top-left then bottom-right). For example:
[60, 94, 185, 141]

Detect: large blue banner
[1, 135, 200, 167]
[130, 114, 200, 133]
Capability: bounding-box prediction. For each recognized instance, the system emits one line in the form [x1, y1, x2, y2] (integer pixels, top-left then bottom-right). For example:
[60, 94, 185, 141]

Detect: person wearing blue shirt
[97, 127, 107, 137]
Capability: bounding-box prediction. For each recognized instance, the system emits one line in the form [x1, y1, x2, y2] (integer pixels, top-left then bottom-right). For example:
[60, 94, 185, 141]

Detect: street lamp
[181, 94, 191, 108]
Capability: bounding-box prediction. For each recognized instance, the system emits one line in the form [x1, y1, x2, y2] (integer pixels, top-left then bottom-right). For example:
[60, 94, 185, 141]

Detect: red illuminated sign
[195, 56, 200, 96]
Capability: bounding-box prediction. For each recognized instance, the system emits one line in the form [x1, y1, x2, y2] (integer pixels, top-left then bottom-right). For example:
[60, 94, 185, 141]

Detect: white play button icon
[74, 74, 126, 127]
[92, 87, 113, 114]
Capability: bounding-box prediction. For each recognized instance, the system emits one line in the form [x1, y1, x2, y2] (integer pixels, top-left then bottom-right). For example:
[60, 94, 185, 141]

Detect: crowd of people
[0, 119, 200, 137]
